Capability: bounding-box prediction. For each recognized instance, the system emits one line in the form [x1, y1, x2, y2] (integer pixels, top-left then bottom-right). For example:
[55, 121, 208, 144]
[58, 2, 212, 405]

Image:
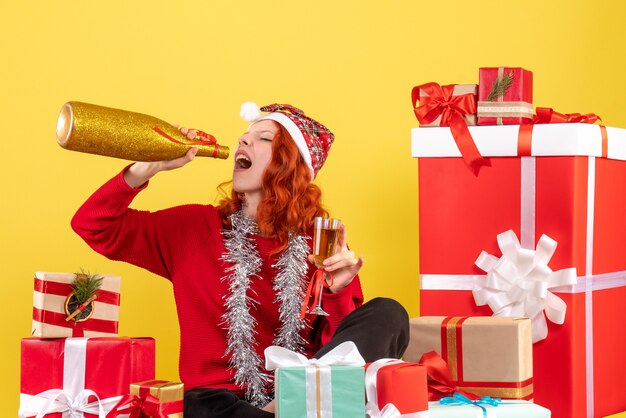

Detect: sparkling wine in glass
[308, 217, 341, 316]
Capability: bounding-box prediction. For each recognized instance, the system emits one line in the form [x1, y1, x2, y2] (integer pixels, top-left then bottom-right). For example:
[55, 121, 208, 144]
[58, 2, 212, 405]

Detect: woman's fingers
[355, 255, 364, 270]
[323, 251, 357, 271]
[186, 129, 198, 139]
[323, 253, 364, 293]
[178, 126, 198, 139]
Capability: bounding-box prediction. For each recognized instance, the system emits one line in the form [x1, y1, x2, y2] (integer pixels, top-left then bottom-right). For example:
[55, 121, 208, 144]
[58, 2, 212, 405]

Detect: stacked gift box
[411, 66, 626, 417]
[19, 271, 184, 417]
[265, 314, 549, 417]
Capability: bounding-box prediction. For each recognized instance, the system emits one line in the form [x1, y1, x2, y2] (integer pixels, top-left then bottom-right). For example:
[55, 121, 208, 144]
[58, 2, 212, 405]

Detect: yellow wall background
[2, 0, 626, 414]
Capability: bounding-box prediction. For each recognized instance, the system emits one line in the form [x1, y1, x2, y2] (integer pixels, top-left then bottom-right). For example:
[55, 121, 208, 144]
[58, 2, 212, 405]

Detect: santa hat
[240, 102, 334, 179]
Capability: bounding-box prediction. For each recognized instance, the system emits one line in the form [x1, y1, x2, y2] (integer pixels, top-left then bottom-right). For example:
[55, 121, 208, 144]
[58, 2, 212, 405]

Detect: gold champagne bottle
[56, 101, 230, 161]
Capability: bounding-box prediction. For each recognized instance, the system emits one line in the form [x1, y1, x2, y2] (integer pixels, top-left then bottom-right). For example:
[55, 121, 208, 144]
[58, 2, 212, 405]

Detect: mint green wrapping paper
[275, 366, 365, 418]
[428, 400, 551, 417]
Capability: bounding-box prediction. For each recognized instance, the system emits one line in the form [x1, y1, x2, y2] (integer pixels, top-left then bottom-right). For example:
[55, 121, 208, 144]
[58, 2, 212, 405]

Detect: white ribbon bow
[369, 403, 403, 418]
[265, 341, 366, 370]
[473, 229, 577, 343]
[18, 389, 122, 418]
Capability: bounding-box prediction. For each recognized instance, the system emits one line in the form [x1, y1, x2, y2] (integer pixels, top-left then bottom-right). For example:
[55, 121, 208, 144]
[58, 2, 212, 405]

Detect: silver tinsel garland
[272, 233, 310, 351]
[221, 211, 309, 407]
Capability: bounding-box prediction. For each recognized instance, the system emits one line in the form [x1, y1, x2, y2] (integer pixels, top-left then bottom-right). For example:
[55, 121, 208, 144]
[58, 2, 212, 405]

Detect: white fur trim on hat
[258, 113, 314, 179]
[240, 102, 261, 122]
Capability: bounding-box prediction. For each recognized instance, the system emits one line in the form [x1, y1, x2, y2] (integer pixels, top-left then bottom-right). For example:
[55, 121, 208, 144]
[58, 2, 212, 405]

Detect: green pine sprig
[72, 270, 104, 304]
[487, 72, 514, 101]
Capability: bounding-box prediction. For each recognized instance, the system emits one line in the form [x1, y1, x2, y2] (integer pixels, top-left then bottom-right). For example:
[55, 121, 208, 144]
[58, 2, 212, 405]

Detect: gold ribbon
[315, 364, 322, 418]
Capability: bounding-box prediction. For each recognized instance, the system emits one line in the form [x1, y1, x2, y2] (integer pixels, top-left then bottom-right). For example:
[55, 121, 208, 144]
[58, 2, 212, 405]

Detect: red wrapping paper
[417, 154, 626, 418]
[477, 67, 533, 125]
[20, 337, 155, 417]
[365, 361, 428, 415]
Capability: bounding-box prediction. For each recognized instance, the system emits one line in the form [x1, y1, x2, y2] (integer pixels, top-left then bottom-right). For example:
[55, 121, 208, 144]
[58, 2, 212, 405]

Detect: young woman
[72, 103, 409, 417]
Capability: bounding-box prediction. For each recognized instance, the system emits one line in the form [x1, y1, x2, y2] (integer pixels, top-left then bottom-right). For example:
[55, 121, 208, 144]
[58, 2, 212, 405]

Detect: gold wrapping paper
[56, 101, 230, 161]
[404, 316, 533, 399]
[418, 84, 478, 127]
[130, 380, 184, 418]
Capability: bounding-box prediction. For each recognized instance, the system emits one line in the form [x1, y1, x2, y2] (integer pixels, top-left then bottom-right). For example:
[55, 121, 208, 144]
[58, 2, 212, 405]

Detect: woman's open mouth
[235, 153, 252, 170]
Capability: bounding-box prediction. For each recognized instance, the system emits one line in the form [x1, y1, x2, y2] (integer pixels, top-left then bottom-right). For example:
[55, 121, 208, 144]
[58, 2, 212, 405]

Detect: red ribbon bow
[412, 82, 489, 175]
[533, 107, 602, 124]
[300, 268, 334, 318]
[518, 107, 606, 157]
[418, 351, 480, 401]
[112, 393, 183, 418]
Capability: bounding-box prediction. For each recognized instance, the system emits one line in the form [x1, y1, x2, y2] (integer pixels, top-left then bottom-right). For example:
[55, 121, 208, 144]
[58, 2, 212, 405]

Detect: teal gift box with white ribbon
[265, 341, 366, 418]
[276, 365, 364, 417]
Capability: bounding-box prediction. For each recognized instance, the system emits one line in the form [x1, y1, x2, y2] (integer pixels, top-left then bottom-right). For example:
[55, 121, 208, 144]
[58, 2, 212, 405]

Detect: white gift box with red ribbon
[412, 123, 626, 160]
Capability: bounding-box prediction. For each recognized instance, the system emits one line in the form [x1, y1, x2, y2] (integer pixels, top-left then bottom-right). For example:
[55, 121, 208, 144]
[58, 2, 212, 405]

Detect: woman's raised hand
[308, 224, 364, 293]
[123, 126, 201, 188]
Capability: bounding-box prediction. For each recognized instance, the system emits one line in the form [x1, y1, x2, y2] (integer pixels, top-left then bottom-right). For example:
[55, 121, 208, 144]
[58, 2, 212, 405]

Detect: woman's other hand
[308, 224, 364, 293]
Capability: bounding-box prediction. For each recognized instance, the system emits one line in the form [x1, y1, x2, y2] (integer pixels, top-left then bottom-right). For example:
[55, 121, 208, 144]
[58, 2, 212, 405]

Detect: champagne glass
[308, 217, 342, 316]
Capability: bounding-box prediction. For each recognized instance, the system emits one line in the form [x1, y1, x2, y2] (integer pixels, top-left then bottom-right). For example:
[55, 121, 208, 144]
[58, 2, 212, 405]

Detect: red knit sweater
[71, 169, 364, 393]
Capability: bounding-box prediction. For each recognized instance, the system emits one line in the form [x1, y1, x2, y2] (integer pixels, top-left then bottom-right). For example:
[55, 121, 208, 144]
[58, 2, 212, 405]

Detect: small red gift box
[113, 380, 184, 418]
[32, 272, 121, 338]
[412, 122, 626, 418]
[477, 67, 533, 125]
[19, 337, 155, 417]
[365, 359, 428, 417]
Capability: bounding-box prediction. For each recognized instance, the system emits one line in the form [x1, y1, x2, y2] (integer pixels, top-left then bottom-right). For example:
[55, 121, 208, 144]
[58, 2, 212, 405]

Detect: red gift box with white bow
[19, 337, 155, 417]
[412, 122, 626, 418]
[364, 359, 428, 418]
